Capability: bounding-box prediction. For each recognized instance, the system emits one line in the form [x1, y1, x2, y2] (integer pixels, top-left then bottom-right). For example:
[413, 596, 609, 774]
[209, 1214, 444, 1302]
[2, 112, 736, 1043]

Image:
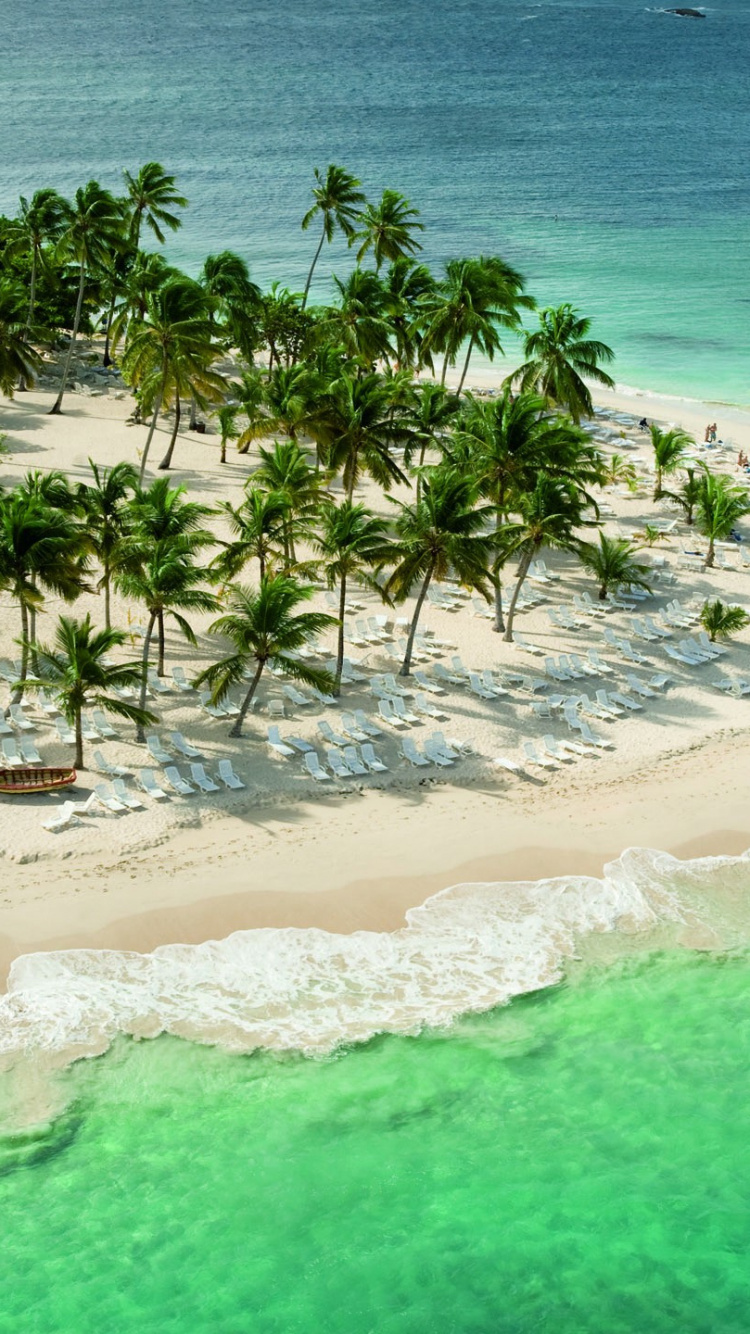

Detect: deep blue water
[1, 0, 748, 400]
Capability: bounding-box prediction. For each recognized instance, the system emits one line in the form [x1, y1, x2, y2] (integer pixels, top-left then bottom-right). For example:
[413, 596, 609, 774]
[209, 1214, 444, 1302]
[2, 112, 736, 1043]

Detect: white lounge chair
[267, 726, 295, 758]
[608, 691, 642, 712]
[164, 766, 195, 796]
[625, 674, 657, 699]
[20, 738, 43, 764]
[93, 750, 131, 777]
[9, 704, 34, 732]
[340, 712, 369, 742]
[595, 690, 625, 717]
[414, 693, 448, 720]
[433, 664, 464, 687]
[513, 633, 544, 657]
[283, 685, 314, 708]
[586, 649, 614, 676]
[138, 769, 170, 800]
[94, 783, 129, 813]
[309, 685, 338, 707]
[199, 690, 230, 719]
[217, 760, 245, 790]
[354, 709, 383, 737]
[147, 671, 171, 695]
[413, 672, 446, 696]
[79, 715, 101, 742]
[493, 756, 522, 772]
[1, 737, 24, 767]
[578, 721, 614, 749]
[400, 737, 430, 767]
[170, 732, 203, 759]
[91, 709, 118, 739]
[112, 779, 145, 809]
[318, 720, 348, 747]
[170, 666, 194, 693]
[190, 763, 220, 793]
[481, 670, 508, 697]
[42, 801, 82, 833]
[468, 673, 495, 701]
[378, 700, 408, 729]
[523, 741, 557, 769]
[361, 743, 388, 773]
[343, 745, 367, 776]
[429, 732, 463, 759]
[304, 751, 331, 781]
[146, 735, 172, 765]
[38, 689, 60, 716]
[390, 696, 420, 725]
[542, 736, 575, 763]
[423, 740, 453, 767]
[327, 747, 353, 778]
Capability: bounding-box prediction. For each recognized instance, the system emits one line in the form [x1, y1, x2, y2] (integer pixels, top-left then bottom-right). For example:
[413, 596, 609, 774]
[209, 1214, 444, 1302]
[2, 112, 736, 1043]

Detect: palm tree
[196, 577, 337, 737]
[650, 424, 693, 499]
[321, 269, 394, 366]
[578, 533, 653, 601]
[49, 181, 125, 415]
[699, 599, 750, 643]
[0, 492, 86, 698]
[510, 304, 615, 422]
[403, 381, 459, 503]
[217, 404, 240, 464]
[116, 540, 218, 739]
[211, 489, 289, 583]
[353, 190, 424, 269]
[666, 465, 706, 526]
[383, 258, 437, 371]
[236, 363, 316, 452]
[120, 276, 225, 481]
[456, 387, 596, 630]
[422, 256, 533, 393]
[252, 439, 323, 564]
[108, 251, 178, 357]
[301, 165, 366, 307]
[76, 460, 138, 629]
[123, 162, 188, 250]
[0, 281, 41, 396]
[199, 251, 261, 386]
[314, 501, 392, 693]
[3, 189, 66, 383]
[23, 615, 154, 768]
[127, 476, 214, 551]
[500, 475, 587, 642]
[600, 453, 637, 489]
[386, 467, 495, 675]
[695, 474, 750, 567]
[311, 371, 408, 500]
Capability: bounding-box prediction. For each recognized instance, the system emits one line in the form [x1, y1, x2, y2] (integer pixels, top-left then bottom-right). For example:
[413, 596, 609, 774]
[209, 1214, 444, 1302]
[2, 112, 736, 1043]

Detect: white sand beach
[1, 360, 749, 983]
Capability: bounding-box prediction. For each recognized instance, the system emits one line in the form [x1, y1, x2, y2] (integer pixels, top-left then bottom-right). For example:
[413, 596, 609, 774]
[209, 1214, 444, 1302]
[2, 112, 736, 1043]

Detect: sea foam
[0, 847, 746, 1064]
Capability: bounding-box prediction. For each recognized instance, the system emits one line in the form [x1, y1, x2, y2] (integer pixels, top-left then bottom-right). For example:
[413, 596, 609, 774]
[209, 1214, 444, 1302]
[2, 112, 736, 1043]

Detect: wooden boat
[0, 766, 77, 795]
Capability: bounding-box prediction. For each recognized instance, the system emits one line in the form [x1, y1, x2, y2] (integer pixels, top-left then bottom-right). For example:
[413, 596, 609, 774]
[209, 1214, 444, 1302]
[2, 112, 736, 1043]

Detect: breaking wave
[1, 846, 748, 1065]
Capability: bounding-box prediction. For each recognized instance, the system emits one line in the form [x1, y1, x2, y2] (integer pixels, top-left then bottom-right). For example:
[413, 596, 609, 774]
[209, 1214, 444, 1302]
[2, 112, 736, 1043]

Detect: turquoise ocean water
[1, 850, 750, 1330]
[1, 0, 748, 402]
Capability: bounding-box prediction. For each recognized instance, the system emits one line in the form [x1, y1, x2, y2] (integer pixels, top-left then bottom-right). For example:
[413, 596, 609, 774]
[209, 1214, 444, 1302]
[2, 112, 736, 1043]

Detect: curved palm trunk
[440, 351, 451, 387]
[49, 260, 86, 415]
[104, 558, 112, 631]
[399, 565, 433, 677]
[18, 250, 38, 391]
[157, 611, 166, 675]
[302, 221, 328, 309]
[11, 600, 29, 705]
[74, 706, 84, 771]
[229, 660, 264, 738]
[102, 289, 117, 367]
[138, 387, 165, 486]
[158, 394, 181, 470]
[136, 611, 157, 743]
[493, 514, 505, 633]
[503, 550, 533, 643]
[705, 535, 716, 568]
[334, 574, 347, 696]
[455, 335, 475, 397]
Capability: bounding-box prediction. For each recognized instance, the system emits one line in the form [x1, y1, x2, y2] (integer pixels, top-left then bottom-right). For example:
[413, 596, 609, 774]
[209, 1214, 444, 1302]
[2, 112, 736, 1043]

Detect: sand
[1, 352, 749, 984]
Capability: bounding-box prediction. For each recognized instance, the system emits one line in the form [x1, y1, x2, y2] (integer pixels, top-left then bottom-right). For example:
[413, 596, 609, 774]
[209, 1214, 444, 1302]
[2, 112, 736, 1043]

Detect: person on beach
[710, 423, 718, 443]
[639, 417, 649, 429]
[705, 423, 712, 442]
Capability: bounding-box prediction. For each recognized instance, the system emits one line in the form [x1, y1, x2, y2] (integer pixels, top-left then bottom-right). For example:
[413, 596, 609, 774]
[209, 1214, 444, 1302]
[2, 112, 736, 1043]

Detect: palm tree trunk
[11, 601, 29, 705]
[302, 221, 327, 309]
[220, 432, 227, 464]
[599, 581, 608, 601]
[74, 707, 84, 771]
[229, 661, 264, 738]
[18, 251, 38, 391]
[49, 260, 86, 415]
[102, 289, 117, 367]
[157, 611, 165, 675]
[399, 566, 433, 677]
[706, 537, 715, 568]
[456, 335, 475, 397]
[503, 550, 533, 643]
[334, 575, 347, 696]
[104, 559, 111, 631]
[440, 352, 450, 387]
[138, 388, 164, 486]
[158, 394, 181, 470]
[493, 514, 505, 633]
[136, 612, 157, 742]
[29, 597, 39, 673]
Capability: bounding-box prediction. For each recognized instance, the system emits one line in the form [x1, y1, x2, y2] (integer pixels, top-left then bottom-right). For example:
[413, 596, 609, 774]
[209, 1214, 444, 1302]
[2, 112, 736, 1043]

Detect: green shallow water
[1, 948, 749, 1334]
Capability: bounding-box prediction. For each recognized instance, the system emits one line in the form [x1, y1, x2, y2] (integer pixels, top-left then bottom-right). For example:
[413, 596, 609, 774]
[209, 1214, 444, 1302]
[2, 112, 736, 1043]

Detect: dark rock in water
[666, 7, 706, 16]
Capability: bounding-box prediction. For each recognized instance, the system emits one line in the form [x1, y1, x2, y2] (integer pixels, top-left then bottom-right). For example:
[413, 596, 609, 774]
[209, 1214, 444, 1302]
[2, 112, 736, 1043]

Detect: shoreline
[2, 722, 749, 985]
